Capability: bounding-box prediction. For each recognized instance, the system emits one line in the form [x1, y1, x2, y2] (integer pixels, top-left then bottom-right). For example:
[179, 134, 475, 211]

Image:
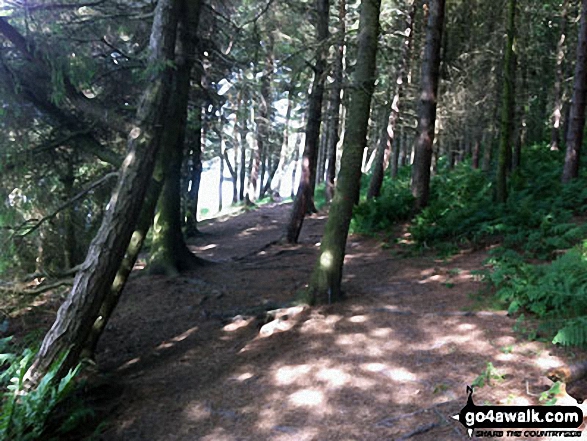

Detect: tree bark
[286, 0, 330, 243]
[367, 0, 416, 199]
[550, 0, 569, 151]
[410, 0, 446, 211]
[25, 0, 182, 385]
[325, 0, 346, 203]
[562, 0, 587, 183]
[495, 0, 516, 202]
[307, 0, 381, 304]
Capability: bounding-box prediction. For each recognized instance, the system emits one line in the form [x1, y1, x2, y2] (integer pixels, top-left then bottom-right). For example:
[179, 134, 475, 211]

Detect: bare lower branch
[15, 172, 118, 238]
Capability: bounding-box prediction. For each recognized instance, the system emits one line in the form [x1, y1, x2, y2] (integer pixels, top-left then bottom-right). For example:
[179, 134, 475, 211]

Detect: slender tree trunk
[551, 0, 569, 151]
[273, 75, 296, 195]
[25, 0, 182, 385]
[219, 136, 225, 212]
[246, 104, 260, 204]
[291, 121, 304, 199]
[286, 0, 330, 243]
[495, 0, 516, 202]
[185, 103, 203, 238]
[410, 0, 446, 211]
[562, 0, 587, 183]
[307, 0, 381, 304]
[325, 0, 346, 202]
[239, 96, 248, 202]
[472, 132, 481, 169]
[367, 0, 416, 199]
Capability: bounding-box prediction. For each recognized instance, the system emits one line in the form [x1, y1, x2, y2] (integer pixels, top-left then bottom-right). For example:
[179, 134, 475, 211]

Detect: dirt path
[93, 203, 577, 441]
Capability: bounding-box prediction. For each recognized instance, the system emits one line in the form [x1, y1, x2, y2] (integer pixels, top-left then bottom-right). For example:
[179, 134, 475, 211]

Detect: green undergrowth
[0, 337, 88, 440]
[353, 145, 587, 347]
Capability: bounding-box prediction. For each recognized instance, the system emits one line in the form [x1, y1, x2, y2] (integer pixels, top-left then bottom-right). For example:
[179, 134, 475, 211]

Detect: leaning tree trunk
[410, 0, 446, 211]
[562, 0, 587, 183]
[286, 0, 330, 243]
[367, 0, 416, 199]
[325, 0, 346, 202]
[495, 0, 516, 202]
[307, 0, 381, 304]
[25, 0, 181, 385]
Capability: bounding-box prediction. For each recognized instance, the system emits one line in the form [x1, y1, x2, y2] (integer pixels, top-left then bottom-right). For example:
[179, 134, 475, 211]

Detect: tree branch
[14, 172, 119, 238]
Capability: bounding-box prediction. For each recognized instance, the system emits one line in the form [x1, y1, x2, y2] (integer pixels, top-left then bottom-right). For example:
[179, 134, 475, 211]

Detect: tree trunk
[325, 0, 346, 202]
[410, 0, 446, 211]
[272, 74, 296, 196]
[562, 0, 587, 183]
[286, 0, 330, 243]
[239, 97, 248, 202]
[185, 88, 204, 239]
[495, 0, 516, 202]
[149, 1, 204, 276]
[246, 104, 260, 205]
[307, 0, 381, 304]
[472, 133, 481, 169]
[219, 135, 225, 212]
[25, 0, 182, 385]
[551, 0, 569, 151]
[367, 0, 416, 199]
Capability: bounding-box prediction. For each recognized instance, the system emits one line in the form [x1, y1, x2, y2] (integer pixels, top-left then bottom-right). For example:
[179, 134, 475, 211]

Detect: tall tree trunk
[25, 0, 182, 385]
[367, 0, 416, 199]
[410, 0, 446, 211]
[495, 0, 516, 202]
[185, 104, 203, 238]
[307, 0, 381, 304]
[239, 96, 248, 202]
[272, 74, 296, 196]
[219, 135, 225, 212]
[562, 0, 587, 183]
[246, 104, 260, 204]
[551, 0, 569, 151]
[84, 1, 204, 358]
[325, 0, 346, 202]
[291, 121, 304, 199]
[286, 0, 330, 243]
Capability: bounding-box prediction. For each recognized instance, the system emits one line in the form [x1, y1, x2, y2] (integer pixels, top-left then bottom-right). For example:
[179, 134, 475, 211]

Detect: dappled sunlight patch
[223, 316, 254, 332]
[117, 356, 141, 371]
[533, 353, 564, 371]
[274, 364, 313, 385]
[348, 314, 367, 323]
[315, 367, 351, 388]
[231, 372, 255, 382]
[184, 402, 212, 422]
[370, 327, 392, 338]
[154, 326, 199, 350]
[288, 389, 325, 407]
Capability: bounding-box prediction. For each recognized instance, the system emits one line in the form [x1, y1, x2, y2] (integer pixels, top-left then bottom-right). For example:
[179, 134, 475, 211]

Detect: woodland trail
[92, 203, 578, 441]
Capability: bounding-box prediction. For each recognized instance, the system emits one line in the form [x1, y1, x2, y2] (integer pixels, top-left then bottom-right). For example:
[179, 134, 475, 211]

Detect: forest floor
[9, 202, 586, 440]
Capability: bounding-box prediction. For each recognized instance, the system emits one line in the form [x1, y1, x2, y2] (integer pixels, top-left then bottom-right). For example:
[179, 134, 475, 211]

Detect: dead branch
[397, 423, 440, 440]
[14, 172, 118, 238]
[0, 279, 72, 296]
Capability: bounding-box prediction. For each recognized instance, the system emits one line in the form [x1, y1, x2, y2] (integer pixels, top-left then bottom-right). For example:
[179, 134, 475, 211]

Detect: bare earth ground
[12, 202, 586, 440]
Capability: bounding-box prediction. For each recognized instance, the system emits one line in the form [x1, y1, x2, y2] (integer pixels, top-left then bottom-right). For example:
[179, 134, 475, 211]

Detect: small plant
[539, 381, 563, 406]
[0, 337, 88, 440]
[472, 362, 504, 388]
[500, 345, 514, 354]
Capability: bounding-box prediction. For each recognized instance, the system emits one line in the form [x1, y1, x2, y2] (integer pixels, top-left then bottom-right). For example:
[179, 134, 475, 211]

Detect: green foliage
[0, 338, 87, 440]
[539, 381, 563, 406]
[487, 244, 587, 346]
[471, 362, 504, 388]
[351, 168, 414, 234]
[354, 145, 587, 347]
